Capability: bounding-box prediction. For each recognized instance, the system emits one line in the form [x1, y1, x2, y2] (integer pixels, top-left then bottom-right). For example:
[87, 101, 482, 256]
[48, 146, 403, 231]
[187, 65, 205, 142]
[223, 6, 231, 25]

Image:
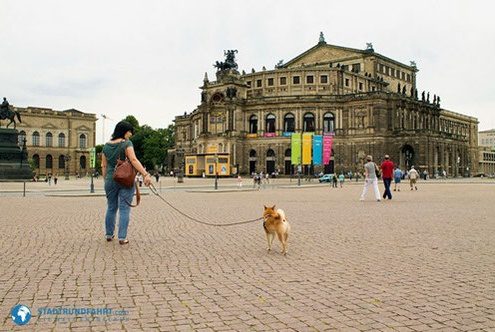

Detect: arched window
[58, 133, 66, 147]
[285, 148, 291, 157]
[59, 155, 65, 169]
[46, 132, 53, 147]
[284, 113, 295, 133]
[18, 130, 26, 146]
[267, 149, 275, 157]
[303, 113, 315, 132]
[79, 134, 87, 148]
[46, 154, 53, 169]
[249, 149, 257, 158]
[80, 156, 87, 169]
[323, 113, 335, 133]
[249, 115, 258, 134]
[32, 154, 40, 168]
[265, 114, 276, 133]
[32, 131, 40, 146]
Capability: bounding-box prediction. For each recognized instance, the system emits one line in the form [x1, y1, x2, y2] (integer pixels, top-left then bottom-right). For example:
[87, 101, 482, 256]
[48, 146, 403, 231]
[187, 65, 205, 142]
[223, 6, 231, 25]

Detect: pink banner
[264, 132, 276, 137]
[323, 134, 333, 165]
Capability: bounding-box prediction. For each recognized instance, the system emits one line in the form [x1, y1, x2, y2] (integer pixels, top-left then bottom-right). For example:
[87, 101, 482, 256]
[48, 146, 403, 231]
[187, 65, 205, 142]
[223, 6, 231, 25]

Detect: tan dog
[263, 205, 291, 255]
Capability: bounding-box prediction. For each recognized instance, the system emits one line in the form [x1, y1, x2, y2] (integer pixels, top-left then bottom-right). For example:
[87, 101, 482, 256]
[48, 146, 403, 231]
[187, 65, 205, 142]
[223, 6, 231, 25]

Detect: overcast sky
[1, 0, 494, 143]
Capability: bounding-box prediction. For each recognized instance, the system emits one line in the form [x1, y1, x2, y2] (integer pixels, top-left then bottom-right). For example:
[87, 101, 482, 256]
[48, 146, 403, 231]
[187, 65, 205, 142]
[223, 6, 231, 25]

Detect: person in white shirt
[408, 166, 419, 190]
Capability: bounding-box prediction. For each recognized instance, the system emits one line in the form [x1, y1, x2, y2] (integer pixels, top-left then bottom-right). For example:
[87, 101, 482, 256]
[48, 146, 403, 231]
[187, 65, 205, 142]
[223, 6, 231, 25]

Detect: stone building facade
[173, 34, 479, 177]
[10, 106, 97, 177]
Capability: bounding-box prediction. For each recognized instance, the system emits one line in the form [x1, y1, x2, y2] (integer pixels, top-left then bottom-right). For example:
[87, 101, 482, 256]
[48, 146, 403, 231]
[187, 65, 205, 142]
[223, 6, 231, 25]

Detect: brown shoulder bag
[113, 141, 140, 206]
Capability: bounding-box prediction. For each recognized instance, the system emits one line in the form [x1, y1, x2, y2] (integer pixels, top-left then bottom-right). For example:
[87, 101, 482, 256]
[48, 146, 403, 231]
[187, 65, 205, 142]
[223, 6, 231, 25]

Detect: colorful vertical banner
[291, 133, 301, 165]
[313, 135, 323, 166]
[302, 133, 313, 165]
[323, 134, 334, 165]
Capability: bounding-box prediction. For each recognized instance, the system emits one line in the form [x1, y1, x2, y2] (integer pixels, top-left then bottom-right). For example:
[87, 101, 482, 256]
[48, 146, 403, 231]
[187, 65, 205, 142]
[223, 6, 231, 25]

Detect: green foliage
[95, 144, 104, 172]
[119, 116, 175, 172]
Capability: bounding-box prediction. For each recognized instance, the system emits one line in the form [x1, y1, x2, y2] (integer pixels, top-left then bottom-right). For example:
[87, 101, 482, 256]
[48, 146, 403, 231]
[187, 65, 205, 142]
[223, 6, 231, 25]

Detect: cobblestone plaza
[1, 179, 494, 331]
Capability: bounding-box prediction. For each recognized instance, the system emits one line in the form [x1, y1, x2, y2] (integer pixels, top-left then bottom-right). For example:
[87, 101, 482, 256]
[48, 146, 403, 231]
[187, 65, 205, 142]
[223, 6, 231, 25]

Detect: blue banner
[313, 135, 323, 165]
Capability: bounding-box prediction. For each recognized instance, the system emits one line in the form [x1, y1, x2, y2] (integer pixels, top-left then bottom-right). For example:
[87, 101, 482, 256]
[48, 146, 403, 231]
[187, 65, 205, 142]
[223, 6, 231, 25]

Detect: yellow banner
[302, 133, 312, 165]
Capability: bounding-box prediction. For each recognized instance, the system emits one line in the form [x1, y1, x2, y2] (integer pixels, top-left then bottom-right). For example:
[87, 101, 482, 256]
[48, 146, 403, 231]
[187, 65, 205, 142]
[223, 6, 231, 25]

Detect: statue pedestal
[0, 128, 33, 180]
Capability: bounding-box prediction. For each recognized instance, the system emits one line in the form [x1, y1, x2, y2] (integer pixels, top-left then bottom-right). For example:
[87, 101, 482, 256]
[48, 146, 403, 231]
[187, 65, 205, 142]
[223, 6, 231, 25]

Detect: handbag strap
[117, 140, 127, 161]
[125, 181, 140, 207]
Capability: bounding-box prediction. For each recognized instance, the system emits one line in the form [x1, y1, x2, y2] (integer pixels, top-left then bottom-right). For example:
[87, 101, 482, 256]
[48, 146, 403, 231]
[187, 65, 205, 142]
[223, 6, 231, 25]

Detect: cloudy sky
[1, 0, 494, 143]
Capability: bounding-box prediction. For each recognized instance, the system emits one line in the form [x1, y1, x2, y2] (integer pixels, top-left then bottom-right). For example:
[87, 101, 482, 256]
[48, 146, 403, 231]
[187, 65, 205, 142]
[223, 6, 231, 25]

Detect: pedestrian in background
[338, 173, 345, 188]
[101, 121, 151, 245]
[360, 155, 381, 202]
[393, 167, 402, 191]
[408, 166, 419, 191]
[380, 155, 394, 200]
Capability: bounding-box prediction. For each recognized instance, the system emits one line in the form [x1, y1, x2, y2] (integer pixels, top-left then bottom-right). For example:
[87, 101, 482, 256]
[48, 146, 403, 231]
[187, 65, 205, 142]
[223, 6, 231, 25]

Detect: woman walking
[101, 121, 151, 244]
[359, 155, 381, 202]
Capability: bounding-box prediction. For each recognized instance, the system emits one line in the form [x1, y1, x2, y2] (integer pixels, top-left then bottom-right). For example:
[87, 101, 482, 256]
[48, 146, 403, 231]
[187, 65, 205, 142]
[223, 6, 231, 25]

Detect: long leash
[148, 184, 263, 227]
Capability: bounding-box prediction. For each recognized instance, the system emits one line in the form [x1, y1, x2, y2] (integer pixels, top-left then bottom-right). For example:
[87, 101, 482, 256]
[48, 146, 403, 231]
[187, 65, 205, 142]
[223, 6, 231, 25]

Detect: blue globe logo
[11, 304, 32, 326]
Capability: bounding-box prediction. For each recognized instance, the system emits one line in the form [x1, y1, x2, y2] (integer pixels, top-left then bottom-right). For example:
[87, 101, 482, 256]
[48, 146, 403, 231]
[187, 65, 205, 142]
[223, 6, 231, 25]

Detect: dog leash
[148, 184, 263, 227]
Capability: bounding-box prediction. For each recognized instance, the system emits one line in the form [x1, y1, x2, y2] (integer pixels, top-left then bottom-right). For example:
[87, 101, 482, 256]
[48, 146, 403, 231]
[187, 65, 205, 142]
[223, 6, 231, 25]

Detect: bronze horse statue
[0, 99, 22, 129]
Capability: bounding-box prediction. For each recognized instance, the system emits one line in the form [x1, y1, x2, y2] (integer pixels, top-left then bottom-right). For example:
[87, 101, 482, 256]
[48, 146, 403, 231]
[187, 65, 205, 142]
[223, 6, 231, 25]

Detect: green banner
[291, 133, 301, 165]
[90, 148, 96, 168]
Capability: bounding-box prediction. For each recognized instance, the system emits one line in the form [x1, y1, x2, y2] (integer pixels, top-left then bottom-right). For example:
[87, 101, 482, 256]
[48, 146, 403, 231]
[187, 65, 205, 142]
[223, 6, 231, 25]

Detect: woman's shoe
[119, 239, 129, 245]
[106, 236, 114, 242]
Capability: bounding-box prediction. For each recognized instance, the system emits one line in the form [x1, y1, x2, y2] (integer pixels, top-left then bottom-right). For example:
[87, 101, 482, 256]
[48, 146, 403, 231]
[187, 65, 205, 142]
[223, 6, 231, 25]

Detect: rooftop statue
[214, 50, 239, 72]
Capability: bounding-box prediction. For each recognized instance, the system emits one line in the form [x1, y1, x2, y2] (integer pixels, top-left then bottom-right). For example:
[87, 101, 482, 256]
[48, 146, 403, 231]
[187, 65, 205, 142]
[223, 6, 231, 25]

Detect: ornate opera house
[172, 33, 479, 177]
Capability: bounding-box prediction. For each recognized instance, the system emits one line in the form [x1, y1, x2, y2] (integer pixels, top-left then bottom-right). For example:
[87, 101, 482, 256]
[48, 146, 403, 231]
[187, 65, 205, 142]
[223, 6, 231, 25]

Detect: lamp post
[64, 155, 71, 180]
[177, 148, 184, 183]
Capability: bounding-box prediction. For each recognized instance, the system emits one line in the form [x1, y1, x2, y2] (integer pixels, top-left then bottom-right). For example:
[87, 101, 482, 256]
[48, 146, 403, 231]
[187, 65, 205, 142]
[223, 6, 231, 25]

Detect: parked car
[319, 174, 335, 183]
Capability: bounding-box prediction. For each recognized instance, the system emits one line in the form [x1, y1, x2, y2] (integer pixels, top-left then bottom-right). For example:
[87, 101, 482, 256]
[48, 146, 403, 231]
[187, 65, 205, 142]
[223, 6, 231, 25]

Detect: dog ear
[263, 205, 267, 210]
[271, 205, 276, 210]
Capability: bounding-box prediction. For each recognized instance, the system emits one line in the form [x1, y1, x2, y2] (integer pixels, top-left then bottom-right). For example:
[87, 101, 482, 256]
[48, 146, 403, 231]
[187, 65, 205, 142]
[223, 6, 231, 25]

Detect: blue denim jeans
[104, 179, 135, 240]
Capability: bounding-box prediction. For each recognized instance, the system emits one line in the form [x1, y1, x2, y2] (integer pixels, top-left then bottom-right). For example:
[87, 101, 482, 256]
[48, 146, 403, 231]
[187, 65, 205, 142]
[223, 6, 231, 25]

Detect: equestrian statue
[0, 97, 22, 129]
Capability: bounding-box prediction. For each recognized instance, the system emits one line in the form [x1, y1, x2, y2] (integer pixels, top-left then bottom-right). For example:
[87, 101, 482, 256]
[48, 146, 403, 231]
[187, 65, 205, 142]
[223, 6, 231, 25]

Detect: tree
[119, 116, 175, 173]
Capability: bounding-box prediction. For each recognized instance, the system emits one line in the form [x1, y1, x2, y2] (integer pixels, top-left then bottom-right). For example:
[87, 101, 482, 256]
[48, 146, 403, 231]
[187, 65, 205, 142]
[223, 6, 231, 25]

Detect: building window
[256, 79, 262, 87]
[266, 114, 276, 133]
[407, 74, 411, 82]
[32, 154, 40, 168]
[59, 155, 65, 169]
[303, 113, 315, 132]
[352, 63, 361, 73]
[380, 64, 384, 73]
[80, 156, 86, 169]
[18, 131, 26, 146]
[46, 154, 53, 170]
[345, 78, 349, 87]
[247, 81, 251, 88]
[58, 133, 66, 147]
[359, 82, 363, 90]
[320, 75, 328, 84]
[390, 68, 395, 77]
[401, 72, 405, 80]
[46, 132, 53, 147]
[323, 113, 335, 133]
[249, 115, 258, 134]
[306, 75, 314, 84]
[79, 134, 87, 149]
[32, 131, 40, 146]
[284, 113, 295, 133]
[293, 76, 300, 84]
[267, 78, 274, 86]
[342, 65, 349, 71]
[280, 77, 287, 85]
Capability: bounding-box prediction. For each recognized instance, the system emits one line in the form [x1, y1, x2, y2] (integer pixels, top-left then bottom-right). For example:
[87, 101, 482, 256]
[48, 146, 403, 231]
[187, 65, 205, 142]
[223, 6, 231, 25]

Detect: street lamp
[64, 155, 71, 180]
[177, 148, 184, 183]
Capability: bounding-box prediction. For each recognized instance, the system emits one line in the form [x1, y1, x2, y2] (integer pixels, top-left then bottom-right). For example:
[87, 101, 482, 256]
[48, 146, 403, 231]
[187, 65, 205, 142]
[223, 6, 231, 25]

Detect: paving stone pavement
[1, 182, 494, 331]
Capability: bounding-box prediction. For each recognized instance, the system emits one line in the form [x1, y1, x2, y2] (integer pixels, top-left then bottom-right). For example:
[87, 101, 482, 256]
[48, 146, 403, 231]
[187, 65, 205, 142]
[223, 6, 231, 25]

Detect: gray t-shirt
[364, 161, 377, 180]
[102, 140, 133, 181]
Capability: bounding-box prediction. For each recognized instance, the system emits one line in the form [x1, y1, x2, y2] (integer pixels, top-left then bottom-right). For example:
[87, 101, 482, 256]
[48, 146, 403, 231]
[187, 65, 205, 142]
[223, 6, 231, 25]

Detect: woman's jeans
[104, 180, 135, 240]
